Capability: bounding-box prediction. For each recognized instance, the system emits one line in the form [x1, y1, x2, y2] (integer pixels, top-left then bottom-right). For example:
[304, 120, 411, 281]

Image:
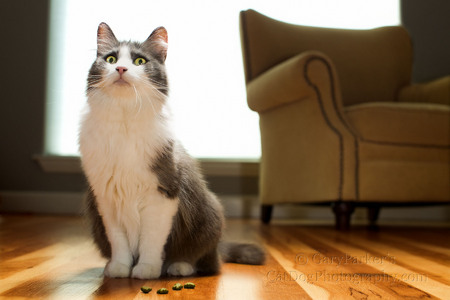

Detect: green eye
[134, 57, 147, 66]
[106, 56, 117, 64]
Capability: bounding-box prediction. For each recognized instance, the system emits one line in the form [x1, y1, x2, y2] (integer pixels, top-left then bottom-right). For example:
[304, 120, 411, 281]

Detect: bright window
[45, 0, 399, 158]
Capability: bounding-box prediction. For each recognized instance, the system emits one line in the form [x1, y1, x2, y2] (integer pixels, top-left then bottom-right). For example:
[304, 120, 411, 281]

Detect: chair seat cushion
[345, 102, 450, 147]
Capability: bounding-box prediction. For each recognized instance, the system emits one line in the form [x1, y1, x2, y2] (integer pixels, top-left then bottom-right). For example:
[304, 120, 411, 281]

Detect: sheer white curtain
[45, 0, 399, 158]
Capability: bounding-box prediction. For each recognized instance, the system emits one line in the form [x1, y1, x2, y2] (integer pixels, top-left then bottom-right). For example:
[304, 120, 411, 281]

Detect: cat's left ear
[144, 27, 168, 63]
[97, 22, 119, 55]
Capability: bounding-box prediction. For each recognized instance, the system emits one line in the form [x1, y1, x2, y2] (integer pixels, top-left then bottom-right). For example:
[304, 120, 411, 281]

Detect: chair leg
[332, 202, 355, 230]
[367, 205, 381, 230]
[261, 205, 273, 224]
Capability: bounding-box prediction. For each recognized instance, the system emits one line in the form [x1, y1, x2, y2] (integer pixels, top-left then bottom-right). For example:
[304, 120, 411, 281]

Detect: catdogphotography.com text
[266, 270, 428, 285]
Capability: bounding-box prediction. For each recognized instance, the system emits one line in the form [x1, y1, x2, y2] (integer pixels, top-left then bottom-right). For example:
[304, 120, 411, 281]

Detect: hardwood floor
[0, 215, 449, 299]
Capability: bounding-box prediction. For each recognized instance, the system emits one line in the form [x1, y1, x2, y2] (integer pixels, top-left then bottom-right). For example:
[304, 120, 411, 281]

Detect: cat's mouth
[114, 78, 130, 86]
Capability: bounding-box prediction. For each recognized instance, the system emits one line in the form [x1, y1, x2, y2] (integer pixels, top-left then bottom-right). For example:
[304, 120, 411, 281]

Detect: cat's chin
[114, 78, 130, 86]
[101, 83, 137, 100]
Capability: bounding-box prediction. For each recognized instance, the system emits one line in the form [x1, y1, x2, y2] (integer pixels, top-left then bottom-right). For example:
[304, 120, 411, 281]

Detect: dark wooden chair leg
[261, 205, 273, 224]
[332, 202, 355, 230]
[367, 205, 381, 230]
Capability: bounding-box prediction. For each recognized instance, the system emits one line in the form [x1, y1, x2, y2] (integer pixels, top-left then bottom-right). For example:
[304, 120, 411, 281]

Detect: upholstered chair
[240, 9, 450, 229]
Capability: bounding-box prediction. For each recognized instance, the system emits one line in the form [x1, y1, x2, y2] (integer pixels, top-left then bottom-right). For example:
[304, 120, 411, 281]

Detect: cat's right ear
[97, 22, 119, 56]
[144, 27, 168, 63]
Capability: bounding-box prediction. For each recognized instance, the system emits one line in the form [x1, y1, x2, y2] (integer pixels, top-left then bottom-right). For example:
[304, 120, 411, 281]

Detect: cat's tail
[218, 242, 266, 265]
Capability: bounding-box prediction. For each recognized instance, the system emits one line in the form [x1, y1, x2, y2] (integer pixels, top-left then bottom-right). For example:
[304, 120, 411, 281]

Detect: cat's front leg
[131, 194, 178, 279]
[104, 231, 133, 278]
[99, 204, 134, 278]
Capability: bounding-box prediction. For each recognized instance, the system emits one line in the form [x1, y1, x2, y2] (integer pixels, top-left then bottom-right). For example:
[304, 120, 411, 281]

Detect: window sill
[33, 155, 260, 177]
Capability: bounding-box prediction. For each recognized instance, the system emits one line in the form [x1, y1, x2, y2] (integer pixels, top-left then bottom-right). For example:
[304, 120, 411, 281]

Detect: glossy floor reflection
[1, 215, 449, 299]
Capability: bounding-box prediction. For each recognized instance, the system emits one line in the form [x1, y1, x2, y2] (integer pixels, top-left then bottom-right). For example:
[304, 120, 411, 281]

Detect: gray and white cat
[79, 23, 264, 279]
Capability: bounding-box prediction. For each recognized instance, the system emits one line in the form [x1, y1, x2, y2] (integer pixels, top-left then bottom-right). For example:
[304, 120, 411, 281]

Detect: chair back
[240, 9, 413, 106]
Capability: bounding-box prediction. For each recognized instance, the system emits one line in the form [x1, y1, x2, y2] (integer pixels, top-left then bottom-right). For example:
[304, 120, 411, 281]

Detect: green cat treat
[157, 288, 169, 294]
[140, 286, 152, 293]
[172, 283, 183, 290]
[184, 282, 196, 289]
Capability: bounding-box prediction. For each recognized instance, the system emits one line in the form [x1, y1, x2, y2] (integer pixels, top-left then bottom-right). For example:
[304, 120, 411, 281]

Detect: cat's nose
[116, 67, 128, 75]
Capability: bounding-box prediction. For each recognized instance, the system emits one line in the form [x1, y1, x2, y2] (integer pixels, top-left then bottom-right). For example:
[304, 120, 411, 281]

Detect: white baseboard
[1, 191, 449, 224]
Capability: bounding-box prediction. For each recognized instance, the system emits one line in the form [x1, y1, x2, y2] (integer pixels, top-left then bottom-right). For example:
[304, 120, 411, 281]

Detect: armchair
[240, 9, 450, 229]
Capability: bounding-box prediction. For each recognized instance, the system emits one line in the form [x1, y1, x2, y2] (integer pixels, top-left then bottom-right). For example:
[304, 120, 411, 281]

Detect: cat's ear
[97, 22, 119, 55]
[144, 27, 168, 63]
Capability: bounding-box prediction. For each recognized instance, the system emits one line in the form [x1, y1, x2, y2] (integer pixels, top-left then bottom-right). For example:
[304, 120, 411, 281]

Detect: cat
[79, 22, 265, 279]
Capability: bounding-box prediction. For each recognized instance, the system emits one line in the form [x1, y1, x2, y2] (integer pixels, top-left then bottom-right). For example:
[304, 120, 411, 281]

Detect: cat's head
[87, 23, 168, 105]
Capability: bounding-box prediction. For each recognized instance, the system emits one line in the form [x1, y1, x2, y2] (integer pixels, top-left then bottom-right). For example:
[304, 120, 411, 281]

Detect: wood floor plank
[212, 257, 305, 300]
[264, 242, 327, 299]
[325, 229, 450, 285]
[223, 220, 313, 300]
[383, 227, 450, 249]
[306, 227, 450, 299]
[0, 241, 102, 296]
[291, 227, 418, 299]
[264, 225, 420, 299]
[371, 232, 450, 267]
[383, 232, 450, 257]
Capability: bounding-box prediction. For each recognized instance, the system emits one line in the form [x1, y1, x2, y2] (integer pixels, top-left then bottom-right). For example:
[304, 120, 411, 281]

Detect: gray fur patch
[219, 242, 266, 265]
[151, 141, 179, 199]
[159, 142, 225, 275]
[84, 188, 111, 258]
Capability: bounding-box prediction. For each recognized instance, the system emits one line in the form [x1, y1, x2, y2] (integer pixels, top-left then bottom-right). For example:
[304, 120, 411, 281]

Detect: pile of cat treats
[141, 282, 195, 294]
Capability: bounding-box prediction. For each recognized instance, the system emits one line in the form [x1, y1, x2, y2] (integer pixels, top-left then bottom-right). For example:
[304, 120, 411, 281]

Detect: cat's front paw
[104, 261, 131, 278]
[131, 263, 161, 279]
[167, 262, 195, 277]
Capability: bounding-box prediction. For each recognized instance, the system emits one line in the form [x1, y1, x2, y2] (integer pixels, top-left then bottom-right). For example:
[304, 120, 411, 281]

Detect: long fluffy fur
[80, 23, 265, 279]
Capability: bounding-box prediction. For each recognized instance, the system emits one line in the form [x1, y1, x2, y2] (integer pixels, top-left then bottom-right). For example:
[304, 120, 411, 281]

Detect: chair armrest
[246, 49, 355, 144]
[250, 51, 360, 201]
[246, 51, 326, 113]
[398, 76, 450, 106]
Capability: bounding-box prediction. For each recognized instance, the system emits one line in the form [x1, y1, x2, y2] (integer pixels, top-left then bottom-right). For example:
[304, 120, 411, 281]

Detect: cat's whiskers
[132, 84, 143, 116]
[87, 76, 105, 90]
[145, 89, 158, 117]
[86, 88, 105, 104]
[136, 77, 167, 102]
[145, 76, 168, 88]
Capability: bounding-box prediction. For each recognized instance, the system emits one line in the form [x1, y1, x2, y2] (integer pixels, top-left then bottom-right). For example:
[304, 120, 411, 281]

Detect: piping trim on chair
[303, 56, 450, 202]
[304, 56, 361, 201]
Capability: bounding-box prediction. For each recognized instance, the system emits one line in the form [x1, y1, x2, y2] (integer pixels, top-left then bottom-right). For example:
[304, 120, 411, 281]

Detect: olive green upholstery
[240, 9, 450, 226]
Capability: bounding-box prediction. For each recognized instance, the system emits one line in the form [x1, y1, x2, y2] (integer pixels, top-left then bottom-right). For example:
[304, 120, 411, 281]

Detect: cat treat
[79, 23, 265, 280]
[157, 288, 169, 295]
[140, 286, 152, 294]
[184, 282, 196, 289]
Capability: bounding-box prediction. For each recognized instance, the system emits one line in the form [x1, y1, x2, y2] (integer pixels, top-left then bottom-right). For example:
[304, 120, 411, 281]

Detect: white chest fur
[79, 94, 177, 263]
[80, 104, 162, 200]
